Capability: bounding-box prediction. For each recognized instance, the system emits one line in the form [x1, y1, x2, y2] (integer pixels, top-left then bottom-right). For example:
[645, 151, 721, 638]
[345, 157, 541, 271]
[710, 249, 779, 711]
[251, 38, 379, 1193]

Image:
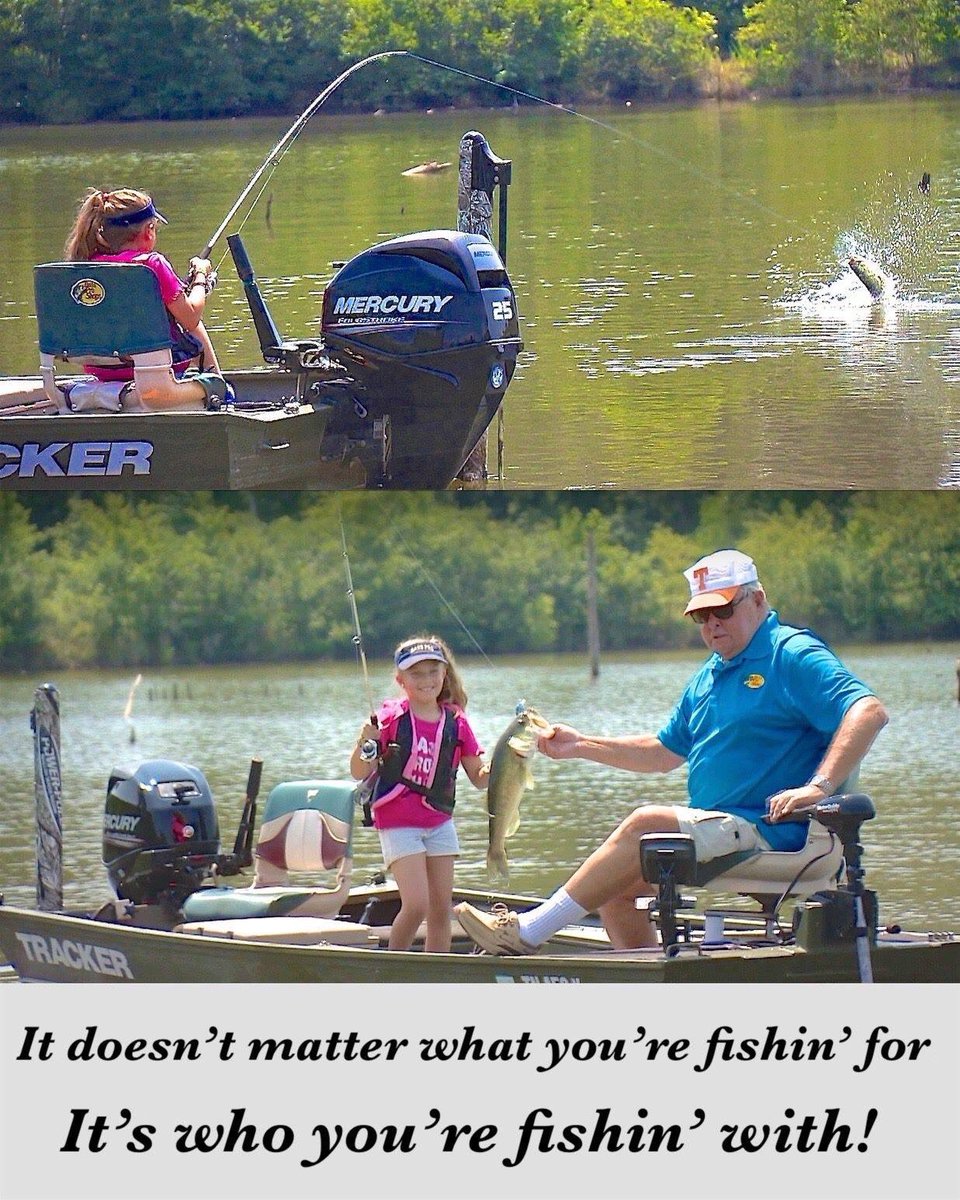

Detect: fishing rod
[200, 49, 407, 261]
[338, 510, 377, 730]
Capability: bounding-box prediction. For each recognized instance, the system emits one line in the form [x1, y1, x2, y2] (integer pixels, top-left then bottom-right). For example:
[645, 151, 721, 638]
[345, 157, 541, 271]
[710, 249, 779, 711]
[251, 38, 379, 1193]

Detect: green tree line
[1, 491, 956, 672]
[1, 0, 957, 124]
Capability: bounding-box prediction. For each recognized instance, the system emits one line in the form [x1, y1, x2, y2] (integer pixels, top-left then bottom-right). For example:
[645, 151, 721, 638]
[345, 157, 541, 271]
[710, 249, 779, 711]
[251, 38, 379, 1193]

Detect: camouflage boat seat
[179, 779, 358, 923]
[34, 262, 208, 412]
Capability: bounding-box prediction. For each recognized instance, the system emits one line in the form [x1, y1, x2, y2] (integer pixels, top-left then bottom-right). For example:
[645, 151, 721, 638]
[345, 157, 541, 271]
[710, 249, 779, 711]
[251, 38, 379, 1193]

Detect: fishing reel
[184, 262, 217, 294]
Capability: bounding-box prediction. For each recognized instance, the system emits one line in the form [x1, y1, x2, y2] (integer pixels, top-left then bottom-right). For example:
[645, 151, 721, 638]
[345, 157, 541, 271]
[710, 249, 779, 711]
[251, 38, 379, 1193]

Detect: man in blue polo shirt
[456, 548, 888, 954]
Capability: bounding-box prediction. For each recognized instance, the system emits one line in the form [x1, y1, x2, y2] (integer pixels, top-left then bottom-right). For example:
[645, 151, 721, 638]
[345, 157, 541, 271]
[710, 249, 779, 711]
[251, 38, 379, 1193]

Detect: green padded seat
[180, 779, 358, 923]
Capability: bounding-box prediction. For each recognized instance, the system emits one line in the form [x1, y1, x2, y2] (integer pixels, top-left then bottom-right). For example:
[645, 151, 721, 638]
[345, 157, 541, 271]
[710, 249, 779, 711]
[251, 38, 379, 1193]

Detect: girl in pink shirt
[64, 187, 220, 381]
[350, 636, 488, 952]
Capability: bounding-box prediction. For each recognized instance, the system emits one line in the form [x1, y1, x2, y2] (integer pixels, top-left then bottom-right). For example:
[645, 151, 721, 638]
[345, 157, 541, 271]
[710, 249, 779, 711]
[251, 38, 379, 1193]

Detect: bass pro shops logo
[70, 278, 106, 306]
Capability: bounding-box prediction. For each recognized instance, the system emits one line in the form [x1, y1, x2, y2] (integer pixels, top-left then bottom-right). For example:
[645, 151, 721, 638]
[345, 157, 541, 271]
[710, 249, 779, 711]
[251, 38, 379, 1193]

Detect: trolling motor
[796, 793, 877, 981]
[102, 758, 262, 913]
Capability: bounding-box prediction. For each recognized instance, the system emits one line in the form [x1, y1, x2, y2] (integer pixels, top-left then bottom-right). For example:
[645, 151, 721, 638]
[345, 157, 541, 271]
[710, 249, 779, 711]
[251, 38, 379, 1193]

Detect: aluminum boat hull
[1, 887, 955, 985]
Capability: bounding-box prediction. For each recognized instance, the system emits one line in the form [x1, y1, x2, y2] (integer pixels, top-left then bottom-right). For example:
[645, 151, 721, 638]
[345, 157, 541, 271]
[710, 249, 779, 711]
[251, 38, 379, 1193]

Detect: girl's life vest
[361, 701, 462, 826]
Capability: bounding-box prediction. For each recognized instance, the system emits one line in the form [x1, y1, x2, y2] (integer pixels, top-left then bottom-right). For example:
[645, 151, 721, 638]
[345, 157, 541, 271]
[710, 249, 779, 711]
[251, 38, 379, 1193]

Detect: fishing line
[405, 53, 798, 226]
[204, 47, 798, 271]
[391, 524, 495, 669]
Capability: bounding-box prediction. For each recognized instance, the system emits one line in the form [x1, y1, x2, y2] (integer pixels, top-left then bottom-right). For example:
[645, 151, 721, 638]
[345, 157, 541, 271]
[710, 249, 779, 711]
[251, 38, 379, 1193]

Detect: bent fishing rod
[200, 50, 407, 262]
[200, 48, 797, 267]
[199, 47, 583, 263]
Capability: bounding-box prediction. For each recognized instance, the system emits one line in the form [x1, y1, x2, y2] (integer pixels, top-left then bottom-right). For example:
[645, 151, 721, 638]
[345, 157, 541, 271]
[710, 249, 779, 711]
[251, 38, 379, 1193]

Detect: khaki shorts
[378, 820, 460, 867]
[673, 808, 770, 862]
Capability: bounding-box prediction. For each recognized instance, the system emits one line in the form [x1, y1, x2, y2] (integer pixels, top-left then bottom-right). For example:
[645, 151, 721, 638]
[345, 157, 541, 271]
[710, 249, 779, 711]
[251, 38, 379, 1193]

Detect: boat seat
[641, 771, 864, 910]
[640, 817, 843, 904]
[641, 793, 878, 948]
[180, 779, 358, 922]
[34, 262, 209, 413]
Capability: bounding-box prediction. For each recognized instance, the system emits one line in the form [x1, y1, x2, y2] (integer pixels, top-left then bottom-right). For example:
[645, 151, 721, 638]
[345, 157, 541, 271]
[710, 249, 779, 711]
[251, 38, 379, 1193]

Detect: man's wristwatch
[808, 773, 834, 796]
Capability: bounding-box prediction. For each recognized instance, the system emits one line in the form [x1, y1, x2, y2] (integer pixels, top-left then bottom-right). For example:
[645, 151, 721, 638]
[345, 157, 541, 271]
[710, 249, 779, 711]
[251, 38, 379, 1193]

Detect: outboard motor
[103, 760, 220, 909]
[321, 230, 522, 487]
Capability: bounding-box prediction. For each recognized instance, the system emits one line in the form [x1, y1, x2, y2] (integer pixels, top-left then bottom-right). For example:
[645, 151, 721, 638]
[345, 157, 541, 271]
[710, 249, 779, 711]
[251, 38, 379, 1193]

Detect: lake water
[1, 645, 957, 932]
[2, 94, 959, 488]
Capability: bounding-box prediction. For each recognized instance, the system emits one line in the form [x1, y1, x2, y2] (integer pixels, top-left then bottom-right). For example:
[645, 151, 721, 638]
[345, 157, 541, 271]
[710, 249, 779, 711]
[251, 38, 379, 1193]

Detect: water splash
[774, 169, 959, 316]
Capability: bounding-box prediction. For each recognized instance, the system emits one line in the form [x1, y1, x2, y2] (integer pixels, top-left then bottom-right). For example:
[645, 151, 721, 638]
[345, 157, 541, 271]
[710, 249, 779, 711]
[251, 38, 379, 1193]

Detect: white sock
[517, 889, 589, 946]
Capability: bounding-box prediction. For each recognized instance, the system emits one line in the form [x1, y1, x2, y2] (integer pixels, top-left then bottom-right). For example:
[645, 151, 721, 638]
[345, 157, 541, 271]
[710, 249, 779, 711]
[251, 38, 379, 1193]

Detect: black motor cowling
[103, 760, 220, 907]
[321, 230, 523, 487]
[323, 229, 520, 351]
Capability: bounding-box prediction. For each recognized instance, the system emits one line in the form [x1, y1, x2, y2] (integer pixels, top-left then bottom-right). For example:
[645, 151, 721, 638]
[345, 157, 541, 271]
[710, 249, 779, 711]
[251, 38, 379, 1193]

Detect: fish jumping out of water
[401, 161, 452, 176]
[486, 702, 552, 882]
[847, 256, 887, 299]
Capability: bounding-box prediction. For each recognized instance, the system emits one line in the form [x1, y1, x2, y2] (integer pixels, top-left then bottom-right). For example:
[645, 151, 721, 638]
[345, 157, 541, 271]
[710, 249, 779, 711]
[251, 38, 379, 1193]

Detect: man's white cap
[683, 549, 758, 615]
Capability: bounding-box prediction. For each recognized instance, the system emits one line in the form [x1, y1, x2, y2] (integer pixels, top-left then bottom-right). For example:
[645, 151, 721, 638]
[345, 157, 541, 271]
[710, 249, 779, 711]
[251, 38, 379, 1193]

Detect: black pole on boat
[220, 757, 263, 875]
[226, 234, 285, 356]
[30, 683, 62, 911]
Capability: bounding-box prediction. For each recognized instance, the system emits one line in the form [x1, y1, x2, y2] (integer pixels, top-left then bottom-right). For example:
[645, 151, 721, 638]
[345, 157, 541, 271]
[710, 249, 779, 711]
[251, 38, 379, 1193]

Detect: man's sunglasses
[689, 593, 748, 624]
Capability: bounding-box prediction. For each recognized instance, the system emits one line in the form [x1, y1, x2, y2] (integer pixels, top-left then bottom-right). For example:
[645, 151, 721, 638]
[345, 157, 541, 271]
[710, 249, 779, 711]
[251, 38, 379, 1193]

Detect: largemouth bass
[486, 703, 552, 882]
[848, 256, 887, 299]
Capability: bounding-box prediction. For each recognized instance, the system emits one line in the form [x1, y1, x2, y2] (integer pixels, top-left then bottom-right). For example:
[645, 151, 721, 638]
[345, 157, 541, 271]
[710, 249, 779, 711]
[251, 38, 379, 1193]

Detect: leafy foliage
[1, 0, 955, 122]
[576, 0, 718, 101]
[2, 493, 956, 671]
